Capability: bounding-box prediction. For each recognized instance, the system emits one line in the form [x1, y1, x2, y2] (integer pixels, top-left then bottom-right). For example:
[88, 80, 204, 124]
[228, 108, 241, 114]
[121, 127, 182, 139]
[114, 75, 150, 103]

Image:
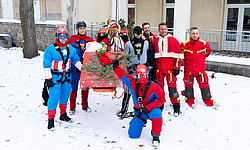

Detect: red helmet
[135, 64, 149, 75]
[55, 27, 68, 37]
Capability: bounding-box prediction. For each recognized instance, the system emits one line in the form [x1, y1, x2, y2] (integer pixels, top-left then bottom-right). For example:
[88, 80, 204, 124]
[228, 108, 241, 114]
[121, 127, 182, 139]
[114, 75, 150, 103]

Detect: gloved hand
[173, 70, 180, 76]
[112, 59, 119, 70]
[45, 79, 54, 88]
[141, 107, 150, 115]
[128, 64, 136, 74]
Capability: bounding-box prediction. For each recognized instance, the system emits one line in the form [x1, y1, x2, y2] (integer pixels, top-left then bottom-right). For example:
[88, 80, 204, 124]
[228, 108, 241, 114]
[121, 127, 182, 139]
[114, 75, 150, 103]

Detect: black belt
[51, 70, 72, 85]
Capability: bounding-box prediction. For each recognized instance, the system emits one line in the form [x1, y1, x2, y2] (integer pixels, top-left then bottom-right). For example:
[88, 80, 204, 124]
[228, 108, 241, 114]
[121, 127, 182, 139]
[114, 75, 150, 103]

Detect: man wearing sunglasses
[112, 61, 165, 147]
[116, 26, 155, 119]
[43, 27, 82, 130]
[67, 21, 94, 115]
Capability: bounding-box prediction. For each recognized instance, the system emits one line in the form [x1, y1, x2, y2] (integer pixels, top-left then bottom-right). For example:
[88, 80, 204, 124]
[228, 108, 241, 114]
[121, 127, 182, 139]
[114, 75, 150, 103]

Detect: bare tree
[66, 0, 74, 37]
[20, 0, 38, 59]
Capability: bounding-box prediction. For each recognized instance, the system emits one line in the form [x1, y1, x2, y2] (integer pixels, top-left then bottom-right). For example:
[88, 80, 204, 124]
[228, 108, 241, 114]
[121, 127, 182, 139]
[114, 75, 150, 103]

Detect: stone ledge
[205, 60, 250, 77]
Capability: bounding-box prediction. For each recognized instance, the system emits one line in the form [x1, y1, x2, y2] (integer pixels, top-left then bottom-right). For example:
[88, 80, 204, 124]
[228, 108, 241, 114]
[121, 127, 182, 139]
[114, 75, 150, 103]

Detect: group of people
[42, 20, 216, 147]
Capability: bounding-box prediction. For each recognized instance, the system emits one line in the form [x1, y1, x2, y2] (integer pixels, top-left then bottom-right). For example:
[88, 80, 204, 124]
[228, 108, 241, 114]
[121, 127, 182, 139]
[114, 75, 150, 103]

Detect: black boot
[117, 92, 131, 117]
[173, 103, 181, 117]
[159, 104, 164, 112]
[48, 118, 54, 130]
[152, 136, 160, 147]
[59, 112, 73, 123]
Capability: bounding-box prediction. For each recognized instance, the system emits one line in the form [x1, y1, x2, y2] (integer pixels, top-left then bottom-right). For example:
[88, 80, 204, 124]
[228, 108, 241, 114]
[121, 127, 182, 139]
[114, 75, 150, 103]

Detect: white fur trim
[155, 34, 183, 59]
[85, 42, 102, 52]
[155, 52, 184, 59]
[44, 68, 52, 79]
[74, 61, 82, 71]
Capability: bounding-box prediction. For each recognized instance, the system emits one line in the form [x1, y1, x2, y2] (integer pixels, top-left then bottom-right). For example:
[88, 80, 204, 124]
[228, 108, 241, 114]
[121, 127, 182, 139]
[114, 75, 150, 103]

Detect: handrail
[187, 28, 250, 33]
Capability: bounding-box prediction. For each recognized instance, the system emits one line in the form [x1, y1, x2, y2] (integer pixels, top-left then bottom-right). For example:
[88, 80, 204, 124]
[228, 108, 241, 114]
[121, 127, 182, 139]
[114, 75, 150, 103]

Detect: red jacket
[152, 34, 183, 71]
[143, 32, 156, 43]
[180, 38, 211, 73]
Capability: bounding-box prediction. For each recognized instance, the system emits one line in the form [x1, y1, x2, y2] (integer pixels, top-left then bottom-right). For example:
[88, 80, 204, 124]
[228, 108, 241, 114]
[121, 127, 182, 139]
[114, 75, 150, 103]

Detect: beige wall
[136, 0, 163, 27]
[40, 0, 61, 14]
[190, 0, 225, 30]
[1, 0, 62, 20]
[77, 0, 110, 25]
[40, 0, 62, 20]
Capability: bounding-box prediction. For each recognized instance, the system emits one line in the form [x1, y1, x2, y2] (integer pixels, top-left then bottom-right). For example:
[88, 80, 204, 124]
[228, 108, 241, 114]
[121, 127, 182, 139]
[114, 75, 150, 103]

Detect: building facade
[1, 0, 250, 52]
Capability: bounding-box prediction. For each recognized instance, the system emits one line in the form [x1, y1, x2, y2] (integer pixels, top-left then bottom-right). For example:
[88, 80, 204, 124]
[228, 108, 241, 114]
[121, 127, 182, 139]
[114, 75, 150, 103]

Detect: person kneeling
[113, 60, 165, 147]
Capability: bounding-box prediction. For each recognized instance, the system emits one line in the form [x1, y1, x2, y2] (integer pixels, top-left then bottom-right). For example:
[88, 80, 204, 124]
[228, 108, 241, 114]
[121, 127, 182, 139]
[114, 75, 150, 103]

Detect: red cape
[67, 34, 94, 44]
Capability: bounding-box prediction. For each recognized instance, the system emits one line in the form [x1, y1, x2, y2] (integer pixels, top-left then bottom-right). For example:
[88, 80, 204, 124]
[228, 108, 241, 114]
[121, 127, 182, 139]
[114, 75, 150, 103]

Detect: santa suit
[152, 34, 183, 105]
[43, 39, 81, 119]
[180, 38, 215, 107]
[114, 67, 165, 138]
[67, 34, 94, 111]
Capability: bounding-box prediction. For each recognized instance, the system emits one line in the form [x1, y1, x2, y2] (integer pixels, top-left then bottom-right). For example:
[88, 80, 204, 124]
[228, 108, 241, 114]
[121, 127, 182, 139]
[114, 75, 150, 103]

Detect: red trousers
[183, 71, 215, 107]
[155, 69, 180, 105]
[69, 89, 89, 111]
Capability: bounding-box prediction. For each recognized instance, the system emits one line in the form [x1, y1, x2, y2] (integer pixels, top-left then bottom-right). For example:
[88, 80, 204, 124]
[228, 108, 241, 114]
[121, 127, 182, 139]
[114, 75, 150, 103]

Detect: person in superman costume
[112, 60, 165, 147]
[43, 27, 82, 130]
[67, 21, 94, 115]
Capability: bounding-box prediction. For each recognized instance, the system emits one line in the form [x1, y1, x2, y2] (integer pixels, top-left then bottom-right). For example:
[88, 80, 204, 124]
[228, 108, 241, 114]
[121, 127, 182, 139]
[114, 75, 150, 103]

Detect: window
[166, 0, 175, 3]
[127, 0, 135, 24]
[164, 0, 175, 29]
[227, 0, 250, 4]
[128, 0, 135, 4]
[128, 8, 135, 24]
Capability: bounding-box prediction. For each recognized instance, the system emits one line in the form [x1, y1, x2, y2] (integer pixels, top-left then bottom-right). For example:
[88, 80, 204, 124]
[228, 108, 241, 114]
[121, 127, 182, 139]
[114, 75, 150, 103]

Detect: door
[224, 5, 250, 52]
[33, 0, 40, 22]
[241, 7, 250, 52]
[163, 0, 175, 34]
[2, 0, 14, 19]
[224, 6, 240, 51]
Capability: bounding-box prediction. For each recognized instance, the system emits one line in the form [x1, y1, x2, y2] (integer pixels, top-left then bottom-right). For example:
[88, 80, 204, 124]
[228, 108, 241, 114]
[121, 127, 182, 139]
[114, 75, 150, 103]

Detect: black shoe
[116, 110, 126, 117]
[173, 103, 181, 117]
[152, 136, 160, 147]
[82, 106, 91, 113]
[48, 118, 54, 130]
[59, 112, 73, 123]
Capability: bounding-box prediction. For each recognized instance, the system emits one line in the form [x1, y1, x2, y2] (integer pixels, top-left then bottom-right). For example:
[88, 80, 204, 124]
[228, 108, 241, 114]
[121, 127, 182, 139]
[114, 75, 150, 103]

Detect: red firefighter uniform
[180, 38, 215, 107]
[152, 34, 183, 105]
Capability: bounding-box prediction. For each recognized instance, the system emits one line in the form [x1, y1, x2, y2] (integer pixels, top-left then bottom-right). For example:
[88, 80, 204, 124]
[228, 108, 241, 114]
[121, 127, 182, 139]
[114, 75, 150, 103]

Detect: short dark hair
[190, 27, 198, 32]
[158, 23, 167, 29]
[142, 22, 150, 28]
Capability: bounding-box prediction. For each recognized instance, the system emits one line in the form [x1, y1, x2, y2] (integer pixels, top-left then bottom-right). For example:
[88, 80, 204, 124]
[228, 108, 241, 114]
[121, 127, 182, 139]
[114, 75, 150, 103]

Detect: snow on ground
[0, 48, 250, 150]
[207, 54, 250, 65]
